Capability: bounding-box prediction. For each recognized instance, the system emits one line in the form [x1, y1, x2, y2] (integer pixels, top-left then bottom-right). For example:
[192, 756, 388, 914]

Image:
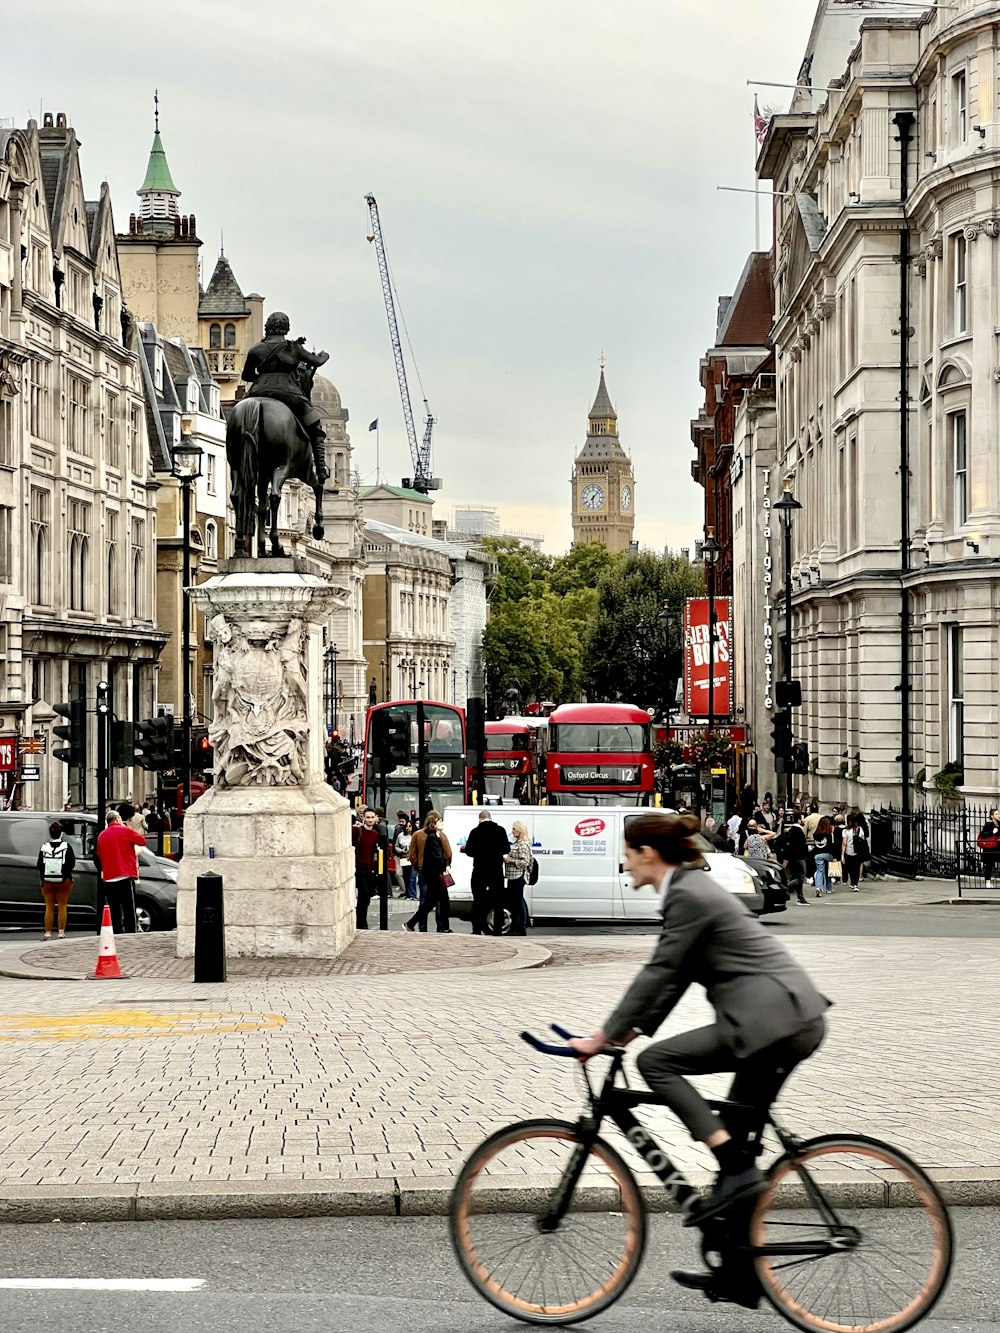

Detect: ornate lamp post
[173, 435, 203, 817]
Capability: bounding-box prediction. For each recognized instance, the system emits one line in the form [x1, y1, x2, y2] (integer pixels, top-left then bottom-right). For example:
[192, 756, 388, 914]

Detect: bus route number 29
[429, 763, 450, 779]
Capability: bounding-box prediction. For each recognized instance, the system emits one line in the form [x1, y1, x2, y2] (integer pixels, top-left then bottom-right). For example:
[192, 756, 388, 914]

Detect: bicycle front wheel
[450, 1118, 646, 1325]
[751, 1134, 953, 1333]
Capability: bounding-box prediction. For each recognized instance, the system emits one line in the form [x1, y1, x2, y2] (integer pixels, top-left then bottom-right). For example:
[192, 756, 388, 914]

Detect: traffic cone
[90, 905, 126, 980]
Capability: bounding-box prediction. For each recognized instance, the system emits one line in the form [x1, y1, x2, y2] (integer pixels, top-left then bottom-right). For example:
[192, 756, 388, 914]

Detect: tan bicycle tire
[751, 1134, 953, 1333]
[449, 1118, 647, 1325]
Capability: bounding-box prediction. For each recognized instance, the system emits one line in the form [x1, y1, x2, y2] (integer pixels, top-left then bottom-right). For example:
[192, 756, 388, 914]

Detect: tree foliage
[482, 538, 703, 716]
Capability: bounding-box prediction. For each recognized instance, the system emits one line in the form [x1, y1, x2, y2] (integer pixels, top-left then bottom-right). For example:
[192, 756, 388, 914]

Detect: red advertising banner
[0, 736, 16, 772]
[683, 598, 733, 718]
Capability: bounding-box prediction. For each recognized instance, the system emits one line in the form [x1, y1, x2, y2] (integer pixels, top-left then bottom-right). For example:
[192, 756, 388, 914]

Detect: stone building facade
[752, 1, 1000, 806]
[0, 115, 164, 810]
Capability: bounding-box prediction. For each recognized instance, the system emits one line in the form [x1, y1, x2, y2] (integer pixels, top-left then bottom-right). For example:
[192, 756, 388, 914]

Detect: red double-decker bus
[545, 703, 655, 807]
[481, 718, 547, 804]
[362, 700, 469, 818]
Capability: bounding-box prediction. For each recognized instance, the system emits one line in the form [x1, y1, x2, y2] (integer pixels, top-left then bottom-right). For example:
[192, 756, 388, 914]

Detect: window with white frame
[68, 498, 91, 611]
[953, 232, 968, 335]
[68, 375, 91, 455]
[106, 508, 119, 615]
[951, 410, 968, 528]
[28, 356, 49, 440]
[207, 453, 217, 495]
[952, 69, 967, 144]
[129, 404, 144, 474]
[131, 516, 145, 618]
[205, 520, 218, 560]
[0, 505, 11, 583]
[29, 488, 49, 605]
[947, 624, 964, 767]
[105, 392, 120, 468]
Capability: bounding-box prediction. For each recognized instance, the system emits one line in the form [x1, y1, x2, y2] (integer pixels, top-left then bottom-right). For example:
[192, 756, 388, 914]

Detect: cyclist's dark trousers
[635, 1016, 826, 1143]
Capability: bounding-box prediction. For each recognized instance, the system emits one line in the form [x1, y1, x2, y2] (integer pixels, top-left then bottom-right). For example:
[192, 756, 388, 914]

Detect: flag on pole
[368, 418, 378, 431]
[754, 96, 768, 148]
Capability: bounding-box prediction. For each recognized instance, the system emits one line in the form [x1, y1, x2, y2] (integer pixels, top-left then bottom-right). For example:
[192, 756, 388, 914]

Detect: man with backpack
[36, 822, 76, 940]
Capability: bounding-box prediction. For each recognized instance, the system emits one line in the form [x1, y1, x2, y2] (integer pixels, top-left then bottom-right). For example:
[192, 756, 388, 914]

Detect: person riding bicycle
[570, 812, 830, 1289]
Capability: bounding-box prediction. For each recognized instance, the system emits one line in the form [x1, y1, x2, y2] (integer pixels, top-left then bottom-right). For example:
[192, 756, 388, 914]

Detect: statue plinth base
[175, 783, 355, 959]
[175, 564, 357, 961]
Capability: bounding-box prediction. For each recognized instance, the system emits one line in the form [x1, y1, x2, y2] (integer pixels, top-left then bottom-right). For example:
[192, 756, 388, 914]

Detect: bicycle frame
[531, 1031, 845, 1257]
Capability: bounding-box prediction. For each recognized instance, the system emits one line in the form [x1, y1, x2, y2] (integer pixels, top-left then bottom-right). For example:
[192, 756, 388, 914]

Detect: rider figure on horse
[240, 312, 330, 484]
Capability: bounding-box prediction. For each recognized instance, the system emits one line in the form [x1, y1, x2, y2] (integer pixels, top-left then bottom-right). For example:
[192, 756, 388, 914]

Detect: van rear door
[527, 810, 618, 920]
[615, 815, 662, 921]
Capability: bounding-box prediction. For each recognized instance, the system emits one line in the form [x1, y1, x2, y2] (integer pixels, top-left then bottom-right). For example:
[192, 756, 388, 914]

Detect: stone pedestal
[175, 558, 356, 960]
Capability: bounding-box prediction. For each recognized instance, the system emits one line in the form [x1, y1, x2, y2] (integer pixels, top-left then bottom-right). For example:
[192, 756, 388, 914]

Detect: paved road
[0, 1210, 997, 1332]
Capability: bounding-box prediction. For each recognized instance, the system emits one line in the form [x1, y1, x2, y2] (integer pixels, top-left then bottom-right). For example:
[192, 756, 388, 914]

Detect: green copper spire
[139, 130, 179, 195]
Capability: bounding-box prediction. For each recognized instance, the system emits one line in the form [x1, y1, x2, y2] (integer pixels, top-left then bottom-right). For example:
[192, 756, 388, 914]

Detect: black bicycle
[450, 1026, 953, 1330]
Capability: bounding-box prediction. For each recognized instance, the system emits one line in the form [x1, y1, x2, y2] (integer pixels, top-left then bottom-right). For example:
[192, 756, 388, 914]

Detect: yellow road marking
[0, 1009, 286, 1041]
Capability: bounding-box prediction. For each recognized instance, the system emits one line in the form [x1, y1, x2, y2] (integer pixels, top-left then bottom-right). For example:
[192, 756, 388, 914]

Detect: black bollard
[194, 871, 226, 982]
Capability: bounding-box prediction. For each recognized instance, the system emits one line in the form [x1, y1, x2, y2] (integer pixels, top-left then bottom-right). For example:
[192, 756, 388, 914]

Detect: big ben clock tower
[571, 363, 635, 552]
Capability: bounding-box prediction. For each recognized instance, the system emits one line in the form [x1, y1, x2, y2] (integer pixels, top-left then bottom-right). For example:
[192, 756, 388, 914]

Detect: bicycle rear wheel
[751, 1134, 953, 1333]
[450, 1118, 646, 1325]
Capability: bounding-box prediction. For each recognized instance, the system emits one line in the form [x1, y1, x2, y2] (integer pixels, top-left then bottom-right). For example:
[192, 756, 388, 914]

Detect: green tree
[483, 593, 583, 706]
[548, 542, 618, 596]
[584, 552, 704, 714]
[481, 538, 552, 604]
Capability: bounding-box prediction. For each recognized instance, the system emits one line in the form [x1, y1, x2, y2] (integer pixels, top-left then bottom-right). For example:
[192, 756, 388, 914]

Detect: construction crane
[365, 193, 440, 494]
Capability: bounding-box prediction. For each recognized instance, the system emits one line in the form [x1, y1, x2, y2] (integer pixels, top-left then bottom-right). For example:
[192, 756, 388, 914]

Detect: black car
[0, 811, 178, 932]
[742, 855, 789, 915]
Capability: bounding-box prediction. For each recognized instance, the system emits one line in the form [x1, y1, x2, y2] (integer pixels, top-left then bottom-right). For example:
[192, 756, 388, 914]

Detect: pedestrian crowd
[707, 792, 873, 906]
[351, 805, 534, 935]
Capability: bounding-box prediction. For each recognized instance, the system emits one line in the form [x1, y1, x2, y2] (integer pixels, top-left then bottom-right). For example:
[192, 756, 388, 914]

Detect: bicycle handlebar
[520, 1027, 627, 1059]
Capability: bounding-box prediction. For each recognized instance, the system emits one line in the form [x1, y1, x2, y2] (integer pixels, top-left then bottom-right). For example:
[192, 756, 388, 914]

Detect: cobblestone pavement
[16, 930, 530, 979]
[0, 930, 995, 1195]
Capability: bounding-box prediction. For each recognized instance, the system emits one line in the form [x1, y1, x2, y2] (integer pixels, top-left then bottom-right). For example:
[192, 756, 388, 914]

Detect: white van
[441, 806, 787, 924]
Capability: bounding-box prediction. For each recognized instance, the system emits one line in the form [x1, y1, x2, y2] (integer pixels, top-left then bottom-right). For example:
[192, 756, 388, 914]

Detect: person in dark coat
[775, 814, 809, 904]
[461, 811, 510, 936]
[569, 813, 828, 1291]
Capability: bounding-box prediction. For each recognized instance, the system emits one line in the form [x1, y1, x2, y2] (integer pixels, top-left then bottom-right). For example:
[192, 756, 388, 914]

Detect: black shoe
[440, 928, 453, 933]
[796, 896, 808, 904]
[684, 1165, 765, 1227]
[403, 921, 415, 933]
[671, 1269, 715, 1293]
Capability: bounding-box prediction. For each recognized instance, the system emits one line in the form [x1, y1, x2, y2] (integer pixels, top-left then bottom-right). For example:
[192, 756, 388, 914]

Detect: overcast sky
[8, 0, 818, 553]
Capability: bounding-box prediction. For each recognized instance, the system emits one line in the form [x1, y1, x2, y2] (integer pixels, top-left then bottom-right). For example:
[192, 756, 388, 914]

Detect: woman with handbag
[977, 809, 1000, 887]
[812, 817, 835, 895]
[404, 812, 453, 933]
[502, 819, 533, 936]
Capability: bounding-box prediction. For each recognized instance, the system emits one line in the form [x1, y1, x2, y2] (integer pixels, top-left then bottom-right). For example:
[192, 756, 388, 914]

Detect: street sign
[0, 737, 15, 772]
[20, 766, 40, 781]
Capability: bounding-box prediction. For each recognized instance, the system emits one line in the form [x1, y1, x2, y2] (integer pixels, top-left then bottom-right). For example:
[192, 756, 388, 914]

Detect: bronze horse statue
[226, 363, 325, 558]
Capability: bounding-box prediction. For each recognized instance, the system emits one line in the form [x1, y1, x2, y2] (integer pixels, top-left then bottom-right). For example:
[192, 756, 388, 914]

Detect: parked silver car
[0, 811, 178, 932]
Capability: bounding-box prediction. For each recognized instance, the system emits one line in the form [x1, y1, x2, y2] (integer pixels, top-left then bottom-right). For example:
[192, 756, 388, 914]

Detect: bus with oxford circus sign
[544, 703, 655, 807]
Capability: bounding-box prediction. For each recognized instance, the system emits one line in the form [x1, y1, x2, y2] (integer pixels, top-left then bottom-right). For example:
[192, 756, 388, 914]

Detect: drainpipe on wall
[893, 110, 915, 820]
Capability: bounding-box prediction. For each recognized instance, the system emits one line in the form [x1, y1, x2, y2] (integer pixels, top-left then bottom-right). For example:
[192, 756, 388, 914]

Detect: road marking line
[0, 1278, 206, 1291]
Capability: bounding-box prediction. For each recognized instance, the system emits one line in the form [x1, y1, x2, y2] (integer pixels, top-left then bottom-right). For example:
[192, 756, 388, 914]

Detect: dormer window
[209, 324, 221, 350]
[224, 323, 237, 348]
[153, 346, 163, 391]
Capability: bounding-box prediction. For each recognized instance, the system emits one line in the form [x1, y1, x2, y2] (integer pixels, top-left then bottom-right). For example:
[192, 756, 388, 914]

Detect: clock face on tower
[581, 483, 605, 510]
[621, 484, 632, 511]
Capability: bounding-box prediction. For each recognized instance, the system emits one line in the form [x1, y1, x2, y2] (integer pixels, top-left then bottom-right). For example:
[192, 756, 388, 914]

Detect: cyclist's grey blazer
[604, 865, 830, 1056]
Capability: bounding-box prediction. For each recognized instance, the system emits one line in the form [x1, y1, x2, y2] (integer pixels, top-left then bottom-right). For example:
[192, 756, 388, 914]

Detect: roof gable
[198, 255, 248, 315]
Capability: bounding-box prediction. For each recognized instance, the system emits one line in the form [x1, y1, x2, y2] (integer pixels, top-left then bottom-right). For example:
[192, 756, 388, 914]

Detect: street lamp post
[173, 436, 204, 819]
[326, 642, 339, 733]
[701, 529, 721, 737]
[773, 477, 803, 798]
[379, 658, 387, 702]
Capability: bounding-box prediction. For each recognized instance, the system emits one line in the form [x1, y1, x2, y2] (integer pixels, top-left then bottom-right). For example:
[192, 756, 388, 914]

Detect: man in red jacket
[95, 810, 145, 933]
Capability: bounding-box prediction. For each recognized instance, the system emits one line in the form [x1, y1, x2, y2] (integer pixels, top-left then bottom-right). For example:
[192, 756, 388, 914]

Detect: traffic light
[791, 742, 810, 775]
[770, 709, 792, 774]
[52, 700, 86, 767]
[191, 727, 214, 772]
[110, 720, 136, 769]
[135, 715, 174, 771]
[385, 712, 410, 767]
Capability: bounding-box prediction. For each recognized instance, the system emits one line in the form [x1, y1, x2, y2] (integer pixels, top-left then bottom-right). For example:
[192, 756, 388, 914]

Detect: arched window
[205, 520, 218, 560]
[224, 323, 237, 349]
[106, 543, 117, 614]
[209, 324, 221, 349]
[133, 550, 143, 618]
[32, 527, 46, 605]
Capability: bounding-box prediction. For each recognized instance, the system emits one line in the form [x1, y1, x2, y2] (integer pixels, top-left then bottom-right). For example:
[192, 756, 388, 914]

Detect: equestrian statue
[226, 311, 330, 558]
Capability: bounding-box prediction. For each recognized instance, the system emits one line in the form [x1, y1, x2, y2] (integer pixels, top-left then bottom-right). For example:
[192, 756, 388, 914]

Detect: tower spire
[138, 91, 181, 231]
